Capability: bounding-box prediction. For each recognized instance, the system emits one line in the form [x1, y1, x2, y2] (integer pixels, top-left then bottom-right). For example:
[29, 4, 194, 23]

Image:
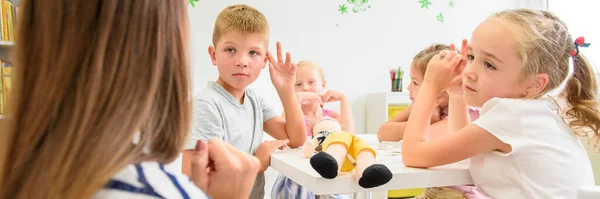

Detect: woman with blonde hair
[0, 0, 259, 199]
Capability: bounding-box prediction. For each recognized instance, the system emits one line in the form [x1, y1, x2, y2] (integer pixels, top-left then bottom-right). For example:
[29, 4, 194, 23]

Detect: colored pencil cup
[391, 79, 402, 92]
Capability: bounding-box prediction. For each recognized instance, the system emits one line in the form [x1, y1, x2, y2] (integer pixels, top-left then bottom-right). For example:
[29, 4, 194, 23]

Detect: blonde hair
[492, 9, 600, 151]
[212, 4, 269, 47]
[412, 44, 451, 76]
[0, 0, 191, 198]
[297, 60, 325, 81]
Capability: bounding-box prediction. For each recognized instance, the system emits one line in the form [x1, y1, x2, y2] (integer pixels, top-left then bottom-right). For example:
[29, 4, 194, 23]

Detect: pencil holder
[391, 79, 402, 92]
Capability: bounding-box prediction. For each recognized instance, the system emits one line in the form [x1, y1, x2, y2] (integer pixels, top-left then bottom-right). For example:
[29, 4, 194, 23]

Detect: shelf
[365, 92, 411, 134]
[0, 41, 14, 50]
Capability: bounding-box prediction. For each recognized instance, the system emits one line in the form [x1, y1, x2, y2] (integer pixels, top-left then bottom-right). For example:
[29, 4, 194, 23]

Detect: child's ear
[322, 79, 327, 88]
[262, 55, 268, 69]
[208, 45, 217, 66]
[524, 73, 549, 97]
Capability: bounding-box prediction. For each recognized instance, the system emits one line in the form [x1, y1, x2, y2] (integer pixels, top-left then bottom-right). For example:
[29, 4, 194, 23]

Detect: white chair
[578, 185, 600, 199]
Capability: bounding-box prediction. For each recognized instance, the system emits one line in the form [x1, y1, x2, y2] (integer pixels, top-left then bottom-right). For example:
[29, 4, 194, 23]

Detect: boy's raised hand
[267, 42, 296, 91]
[447, 39, 469, 97]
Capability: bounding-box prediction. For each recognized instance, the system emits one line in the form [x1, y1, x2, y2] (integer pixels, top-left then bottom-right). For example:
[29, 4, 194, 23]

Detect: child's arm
[448, 96, 470, 132]
[327, 91, 355, 133]
[447, 40, 471, 133]
[377, 105, 450, 141]
[263, 42, 307, 148]
[402, 84, 510, 168]
[183, 100, 226, 176]
[263, 93, 306, 148]
[377, 105, 412, 141]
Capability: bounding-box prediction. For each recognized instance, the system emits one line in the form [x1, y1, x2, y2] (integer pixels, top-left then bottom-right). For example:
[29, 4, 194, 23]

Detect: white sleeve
[472, 98, 524, 155]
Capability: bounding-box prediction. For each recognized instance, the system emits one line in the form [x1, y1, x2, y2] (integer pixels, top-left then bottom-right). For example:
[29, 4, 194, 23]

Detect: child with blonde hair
[272, 60, 355, 199]
[403, 9, 597, 198]
[183, 5, 307, 199]
[378, 44, 453, 142]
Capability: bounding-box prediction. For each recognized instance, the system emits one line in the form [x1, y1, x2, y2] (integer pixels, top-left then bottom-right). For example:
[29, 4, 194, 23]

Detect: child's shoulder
[480, 97, 560, 116]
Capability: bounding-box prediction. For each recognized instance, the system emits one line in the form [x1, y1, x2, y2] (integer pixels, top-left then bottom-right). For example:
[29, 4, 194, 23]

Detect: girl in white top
[403, 9, 597, 199]
[0, 0, 260, 199]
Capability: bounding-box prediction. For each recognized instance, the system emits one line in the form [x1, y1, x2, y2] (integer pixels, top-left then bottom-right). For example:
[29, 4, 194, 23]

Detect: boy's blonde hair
[212, 4, 269, 47]
[492, 9, 600, 151]
[412, 44, 451, 76]
[297, 60, 325, 81]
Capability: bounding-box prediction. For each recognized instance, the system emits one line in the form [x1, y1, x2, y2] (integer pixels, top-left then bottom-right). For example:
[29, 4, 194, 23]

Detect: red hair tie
[571, 36, 591, 56]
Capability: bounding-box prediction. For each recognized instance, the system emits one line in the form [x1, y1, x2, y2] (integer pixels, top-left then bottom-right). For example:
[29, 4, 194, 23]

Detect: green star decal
[338, 4, 349, 14]
[436, 13, 444, 22]
[189, 0, 199, 7]
[419, 0, 432, 9]
[448, 0, 456, 8]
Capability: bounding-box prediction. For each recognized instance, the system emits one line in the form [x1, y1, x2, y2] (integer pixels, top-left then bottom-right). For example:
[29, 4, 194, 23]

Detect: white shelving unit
[365, 92, 411, 134]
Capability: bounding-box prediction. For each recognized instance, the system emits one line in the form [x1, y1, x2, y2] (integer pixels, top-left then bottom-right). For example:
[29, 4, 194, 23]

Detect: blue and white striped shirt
[94, 162, 210, 199]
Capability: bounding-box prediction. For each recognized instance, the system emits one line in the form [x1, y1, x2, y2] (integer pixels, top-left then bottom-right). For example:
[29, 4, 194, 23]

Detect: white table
[270, 134, 473, 198]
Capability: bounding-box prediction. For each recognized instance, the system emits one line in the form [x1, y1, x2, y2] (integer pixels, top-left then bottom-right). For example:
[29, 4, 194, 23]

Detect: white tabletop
[270, 134, 473, 195]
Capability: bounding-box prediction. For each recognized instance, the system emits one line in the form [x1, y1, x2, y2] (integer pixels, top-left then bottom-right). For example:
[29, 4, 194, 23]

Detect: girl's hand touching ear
[423, 50, 463, 93]
[446, 39, 469, 97]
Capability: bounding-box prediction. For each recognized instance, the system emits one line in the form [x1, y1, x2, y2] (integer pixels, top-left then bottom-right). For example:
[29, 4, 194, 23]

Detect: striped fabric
[271, 175, 348, 199]
[94, 162, 210, 199]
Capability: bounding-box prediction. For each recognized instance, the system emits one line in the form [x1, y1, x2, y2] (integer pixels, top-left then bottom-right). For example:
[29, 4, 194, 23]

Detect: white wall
[549, 0, 599, 82]
[188, 0, 541, 134]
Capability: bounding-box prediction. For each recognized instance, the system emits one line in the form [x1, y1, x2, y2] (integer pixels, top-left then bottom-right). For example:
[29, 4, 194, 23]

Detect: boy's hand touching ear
[255, 139, 289, 172]
[267, 42, 296, 91]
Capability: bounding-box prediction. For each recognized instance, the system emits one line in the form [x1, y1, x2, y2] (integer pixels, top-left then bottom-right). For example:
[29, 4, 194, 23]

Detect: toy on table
[302, 116, 393, 188]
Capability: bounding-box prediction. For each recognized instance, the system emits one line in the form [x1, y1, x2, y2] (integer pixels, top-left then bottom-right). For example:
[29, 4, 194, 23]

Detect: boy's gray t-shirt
[186, 81, 279, 199]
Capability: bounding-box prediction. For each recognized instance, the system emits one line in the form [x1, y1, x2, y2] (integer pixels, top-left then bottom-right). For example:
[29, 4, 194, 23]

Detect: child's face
[209, 32, 268, 90]
[294, 67, 325, 93]
[462, 18, 528, 107]
[407, 66, 423, 103]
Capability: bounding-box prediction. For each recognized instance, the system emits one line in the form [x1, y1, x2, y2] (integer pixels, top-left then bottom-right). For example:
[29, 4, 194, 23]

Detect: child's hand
[267, 42, 296, 91]
[423, 50, 463, 93]
[296, 92, 323, 105]
[255, 139, 289, 171]
[321, 90, 346, 103]
[446, 39, 469, 97]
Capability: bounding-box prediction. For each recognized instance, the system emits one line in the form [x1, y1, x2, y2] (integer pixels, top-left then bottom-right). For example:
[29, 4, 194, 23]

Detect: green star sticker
[436, 13, 444, 22]
[448, 0, 456, 8]
[338, 4, 349, 14]
[419, 0, 432, 9]
[189, 0, 199, 7]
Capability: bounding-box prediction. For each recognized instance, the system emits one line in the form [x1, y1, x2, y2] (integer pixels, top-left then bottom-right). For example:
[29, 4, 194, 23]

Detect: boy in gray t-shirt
[182, 5, 307, 199]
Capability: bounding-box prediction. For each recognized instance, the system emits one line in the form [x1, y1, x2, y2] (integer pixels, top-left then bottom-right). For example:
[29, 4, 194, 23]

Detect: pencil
[346, 154, 357, 166]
